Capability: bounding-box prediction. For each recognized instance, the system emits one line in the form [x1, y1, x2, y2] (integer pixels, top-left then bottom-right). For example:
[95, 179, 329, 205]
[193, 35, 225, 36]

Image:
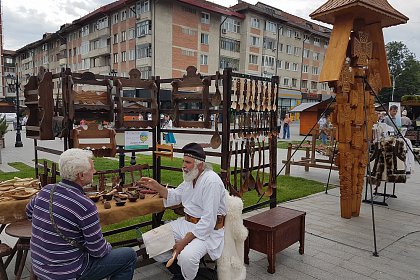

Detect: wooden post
[285, 143, 292, 175]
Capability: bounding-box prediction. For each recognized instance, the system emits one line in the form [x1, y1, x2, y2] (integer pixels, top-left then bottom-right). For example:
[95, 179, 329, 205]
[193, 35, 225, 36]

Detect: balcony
[59, 58, 68, 65]
[59, 44, 67, 51]
[90, 65, 111, 75]
[21, 56, 33, 64]
[136, 57, 152, 66]
[88, 27, 110, 41]
[89, 46, 111, 58]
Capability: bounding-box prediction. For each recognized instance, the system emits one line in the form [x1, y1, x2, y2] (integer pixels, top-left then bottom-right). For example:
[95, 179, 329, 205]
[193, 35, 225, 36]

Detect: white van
[0, 113, 17, 123]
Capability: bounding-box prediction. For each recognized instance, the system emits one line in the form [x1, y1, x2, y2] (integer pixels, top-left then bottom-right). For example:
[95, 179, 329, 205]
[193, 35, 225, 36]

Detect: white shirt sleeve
[163, 182, 186, 207]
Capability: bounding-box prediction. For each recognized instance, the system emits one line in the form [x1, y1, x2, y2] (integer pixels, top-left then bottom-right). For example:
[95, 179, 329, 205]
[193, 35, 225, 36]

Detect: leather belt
[185, 213, 225, 230]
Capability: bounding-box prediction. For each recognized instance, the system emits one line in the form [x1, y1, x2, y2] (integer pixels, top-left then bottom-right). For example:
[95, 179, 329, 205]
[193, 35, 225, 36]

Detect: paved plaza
[1, 123, 419, 279]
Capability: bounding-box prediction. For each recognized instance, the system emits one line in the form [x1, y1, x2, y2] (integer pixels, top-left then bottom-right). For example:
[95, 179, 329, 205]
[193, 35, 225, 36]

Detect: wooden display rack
[283, 127, 338, 175]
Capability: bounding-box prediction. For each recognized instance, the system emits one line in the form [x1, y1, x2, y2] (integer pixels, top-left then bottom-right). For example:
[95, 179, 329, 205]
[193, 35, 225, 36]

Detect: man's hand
[139, 177, 168, 199]
[173, 232, 196, 255]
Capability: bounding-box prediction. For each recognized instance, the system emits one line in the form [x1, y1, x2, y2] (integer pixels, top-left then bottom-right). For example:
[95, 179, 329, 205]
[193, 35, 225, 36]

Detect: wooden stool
[4, 220, 32, 280]
[243, 206, 306, 274]
[0, 243, 13, 280]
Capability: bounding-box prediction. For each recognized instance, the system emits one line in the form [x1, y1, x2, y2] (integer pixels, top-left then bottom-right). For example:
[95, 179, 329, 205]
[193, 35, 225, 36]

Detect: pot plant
[0, 114, 8, 148]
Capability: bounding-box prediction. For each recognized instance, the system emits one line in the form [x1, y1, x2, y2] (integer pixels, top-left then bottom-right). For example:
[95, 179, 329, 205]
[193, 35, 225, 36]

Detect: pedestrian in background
[282, 113, 292, 139]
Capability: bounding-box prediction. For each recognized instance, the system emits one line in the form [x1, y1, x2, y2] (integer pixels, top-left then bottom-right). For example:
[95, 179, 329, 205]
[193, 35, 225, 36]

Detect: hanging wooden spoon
[245, 79, 253, 112]
[231, 78, 238, 110]
[272, 80, 277, 111]
[247, 138, 257, 190]
[227, 141, 240, 197]
[255, 139, 263, 195]
[211, 71, 222, 107]
[264, 138, 274, 197]
[267, 81, 272, 111]
[239, 79, 247, 111]
[251, 79, 256, 111]
[210, 113, 221, 149]
[240, 139, 250, 194]
[234, 141, 239, 193]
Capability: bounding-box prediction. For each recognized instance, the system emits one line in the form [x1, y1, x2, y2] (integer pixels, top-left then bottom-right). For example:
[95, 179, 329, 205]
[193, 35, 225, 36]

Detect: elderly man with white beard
[140, 143, 227, 280]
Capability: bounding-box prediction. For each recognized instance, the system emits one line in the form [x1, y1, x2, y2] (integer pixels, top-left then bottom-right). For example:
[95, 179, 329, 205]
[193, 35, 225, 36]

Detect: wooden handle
[166, 251, 178, 268]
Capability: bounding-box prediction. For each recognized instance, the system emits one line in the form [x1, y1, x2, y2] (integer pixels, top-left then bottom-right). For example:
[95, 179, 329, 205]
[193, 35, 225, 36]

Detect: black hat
[182, 143, 206, 162]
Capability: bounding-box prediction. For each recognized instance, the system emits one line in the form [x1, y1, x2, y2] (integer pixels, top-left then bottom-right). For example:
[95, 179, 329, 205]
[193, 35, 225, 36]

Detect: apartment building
[1, 50, 16, 99]
[12, 0, 331, 113]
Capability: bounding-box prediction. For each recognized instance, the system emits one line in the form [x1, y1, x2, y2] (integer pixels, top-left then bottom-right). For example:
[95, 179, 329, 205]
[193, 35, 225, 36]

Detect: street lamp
[391, 72, 403, 102]
[5, 74, 23, 147]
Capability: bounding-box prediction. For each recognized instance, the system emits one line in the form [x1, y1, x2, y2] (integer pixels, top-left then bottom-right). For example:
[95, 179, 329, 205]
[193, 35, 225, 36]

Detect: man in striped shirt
[26, 148, 137, 280]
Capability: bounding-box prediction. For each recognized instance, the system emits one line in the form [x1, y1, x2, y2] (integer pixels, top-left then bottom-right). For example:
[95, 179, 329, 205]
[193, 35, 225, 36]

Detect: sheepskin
[217, 191, 248, 280]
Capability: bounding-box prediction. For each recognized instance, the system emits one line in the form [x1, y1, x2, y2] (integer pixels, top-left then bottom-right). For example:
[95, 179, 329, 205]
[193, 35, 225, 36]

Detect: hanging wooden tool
[171, 66, 211, 128]
[211, 71, 222, 107]
[114, 68, 158, 129]
[255, 139, 264, 195]
[210, 113, 221, 149]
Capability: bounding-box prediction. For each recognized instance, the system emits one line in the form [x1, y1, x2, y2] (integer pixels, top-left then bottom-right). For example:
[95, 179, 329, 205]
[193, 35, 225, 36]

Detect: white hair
[59, 148, 93, 181]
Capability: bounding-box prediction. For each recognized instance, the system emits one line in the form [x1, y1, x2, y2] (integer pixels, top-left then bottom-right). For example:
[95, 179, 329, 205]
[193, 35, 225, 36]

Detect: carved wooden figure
[311, 0, 408, 218]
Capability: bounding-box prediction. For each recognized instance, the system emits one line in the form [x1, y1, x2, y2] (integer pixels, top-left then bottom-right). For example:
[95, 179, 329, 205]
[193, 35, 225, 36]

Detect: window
[292, 78, 297, 88]
[121, 51, 127, 62]
[249, 54, 258, 64]
[283, 77, 289, 86]
[251, 17, 260, 28]
[81, 58, 90, 69]
[129, 5, 136, 18]
[182, 6, 196, 14]
[278, 43, 283, 52]
[112, 13, 119, 24]
[113, 33, 119, 44]
[292, 63, 299, 71]
[136, 20, 151, 37]
[250, 36, 260, 47]
[96, 17, 108, 30]
[294, 47, 301, 56]
[113, 53, 118, 63]
[42, 55, 48, 64]
[121, 10, 127, 21]
[277, 60, 283, 69]
[311, 81, 318, 89]
[303, 49, 310, 58]
[80, 41, 89, 54]
[201, 12, 210, 24]
[286, 45, 292, 54]
[263, 37, 276, 50]
[181, 49, 195, 56]
[303, 64, 308, 73]
[304, 34, 311, 42]
[81, 25, 89, 37]
[121, 31, 126, 42]
[137, 0, 150, 14]
[314, 37, 320, 46]
[221, 17, 240, 33]
[313, 52, 320, 60]
[301, 80, 308, 89]
[287, 29, 292, 37]
[324, 40, 329, 48]
[182, 27, 196, 36]
[265, 21, 277, 33]
[128, 28, 135, 39]
[136, 44, 152, 58]
[200, 33, 209, 45]
[312, 66, 319, 75]
[219, 57, 239, 71]
[294, 31, 301, 39]
[68, 49, 72, 57]
[200, 54, 208, 65]
[129, 49, 135, 60]
[220, 38, 240, 52]
[262, 55, 275, 67]
[321, 82, 328, 90]
[284, 61, 290, 70]
[140, 66, 152, 79]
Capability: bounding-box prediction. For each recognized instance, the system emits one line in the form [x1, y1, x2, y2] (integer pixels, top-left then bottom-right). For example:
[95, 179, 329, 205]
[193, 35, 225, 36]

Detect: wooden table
[0, 195, 165, 226]
[243, 206, 306, 274]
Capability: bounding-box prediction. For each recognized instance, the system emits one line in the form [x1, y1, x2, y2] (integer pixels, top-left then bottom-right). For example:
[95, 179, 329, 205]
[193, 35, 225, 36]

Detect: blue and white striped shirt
[26, 180, 112, 280]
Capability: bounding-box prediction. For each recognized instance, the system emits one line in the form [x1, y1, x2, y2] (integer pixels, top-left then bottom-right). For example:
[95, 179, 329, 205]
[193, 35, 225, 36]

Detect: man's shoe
[165, 260, 184, 280]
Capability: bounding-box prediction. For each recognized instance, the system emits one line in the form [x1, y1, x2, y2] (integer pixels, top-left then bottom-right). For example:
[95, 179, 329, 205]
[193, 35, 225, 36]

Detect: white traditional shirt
[163, 169, 227, 260]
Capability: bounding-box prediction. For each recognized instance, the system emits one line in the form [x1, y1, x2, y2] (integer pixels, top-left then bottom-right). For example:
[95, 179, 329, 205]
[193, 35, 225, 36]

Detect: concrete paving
[1, 122, 419, 279]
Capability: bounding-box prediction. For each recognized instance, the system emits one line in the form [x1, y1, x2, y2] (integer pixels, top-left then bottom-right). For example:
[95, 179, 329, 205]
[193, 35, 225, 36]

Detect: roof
[310, 0, 408, 28]
[290, 102, 320, 112]
[178, 0, 245, 19]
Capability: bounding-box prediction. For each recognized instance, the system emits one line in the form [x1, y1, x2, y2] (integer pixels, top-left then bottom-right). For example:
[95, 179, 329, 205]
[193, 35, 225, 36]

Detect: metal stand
[325, 140, 337, 194]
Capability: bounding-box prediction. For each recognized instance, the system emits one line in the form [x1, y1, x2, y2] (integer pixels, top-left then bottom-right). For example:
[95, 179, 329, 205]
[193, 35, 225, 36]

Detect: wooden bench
[243, 206, 305, 274]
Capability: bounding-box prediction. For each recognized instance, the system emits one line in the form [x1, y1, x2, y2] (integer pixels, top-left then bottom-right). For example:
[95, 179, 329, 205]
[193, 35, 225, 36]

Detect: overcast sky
[2, 0, 419, 57]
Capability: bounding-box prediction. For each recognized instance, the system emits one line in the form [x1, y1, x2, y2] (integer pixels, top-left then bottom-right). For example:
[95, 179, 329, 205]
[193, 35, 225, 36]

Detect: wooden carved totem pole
[310, 1, 408, 218]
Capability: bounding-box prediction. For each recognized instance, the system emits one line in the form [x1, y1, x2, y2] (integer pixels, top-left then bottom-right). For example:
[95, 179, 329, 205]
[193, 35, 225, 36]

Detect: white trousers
[154, 219, 207, 280]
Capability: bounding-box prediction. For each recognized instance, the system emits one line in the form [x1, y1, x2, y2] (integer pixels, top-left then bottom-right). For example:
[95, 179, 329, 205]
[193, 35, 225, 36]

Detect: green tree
[380, 41, 420, 102]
